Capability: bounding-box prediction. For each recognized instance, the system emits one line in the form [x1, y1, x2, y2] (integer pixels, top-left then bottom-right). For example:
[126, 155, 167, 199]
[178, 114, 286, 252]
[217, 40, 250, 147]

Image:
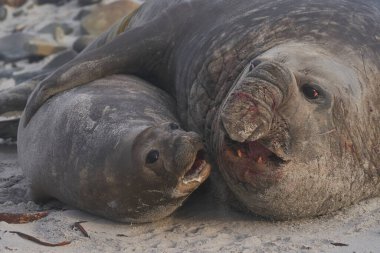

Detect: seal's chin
[222, 137, 289, 189]
[172, 150, 211, 198]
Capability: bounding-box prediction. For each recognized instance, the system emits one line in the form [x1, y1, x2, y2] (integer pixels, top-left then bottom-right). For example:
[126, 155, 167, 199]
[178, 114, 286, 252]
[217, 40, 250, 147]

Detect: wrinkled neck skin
[168, 1, 380, 218]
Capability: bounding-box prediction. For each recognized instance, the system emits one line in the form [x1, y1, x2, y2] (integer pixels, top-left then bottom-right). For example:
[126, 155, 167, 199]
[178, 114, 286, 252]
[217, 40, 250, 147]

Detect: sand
[0, 144, 380, 253]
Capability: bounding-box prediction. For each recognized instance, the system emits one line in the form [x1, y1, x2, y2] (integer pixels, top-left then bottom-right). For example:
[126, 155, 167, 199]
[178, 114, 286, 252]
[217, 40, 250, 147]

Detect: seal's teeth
[182, 160, 205, 184]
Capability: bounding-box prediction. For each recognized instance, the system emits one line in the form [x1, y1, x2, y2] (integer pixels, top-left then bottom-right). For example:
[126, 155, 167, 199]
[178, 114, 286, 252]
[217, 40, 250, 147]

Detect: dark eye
[146, 150, 159, 164]
[169, 123, 179, 130]
[249, 59, 261, 71]
[302, 84, 321, 100]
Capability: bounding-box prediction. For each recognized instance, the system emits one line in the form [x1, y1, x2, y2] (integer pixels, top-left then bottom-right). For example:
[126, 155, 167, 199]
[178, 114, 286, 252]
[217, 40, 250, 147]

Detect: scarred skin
[22, 0, 380, 219]
[18, 75, 211, 222]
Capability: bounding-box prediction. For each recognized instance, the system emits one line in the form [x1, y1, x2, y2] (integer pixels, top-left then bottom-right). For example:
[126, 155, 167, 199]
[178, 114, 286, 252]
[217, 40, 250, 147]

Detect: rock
[0, 69, 13, 79]
[0, 33, 67, 62]
[72, 35, 95, 52]
[2, 0, 26, 7]
[26, 38, 67, 57]
[0, 5, 7, 21]
[80, 0, 140, 36]
[38, 22, 73, 35]
[0, 33, 35, 62]
[12, 8, 23, 17]
[38, 22, 74, 41]
[34, 0, 71, 5]
[0, 116, 20, 140]
[12, 23, 26, 32]
[74, 9, 91, 20]
[78, 0, 101, 7]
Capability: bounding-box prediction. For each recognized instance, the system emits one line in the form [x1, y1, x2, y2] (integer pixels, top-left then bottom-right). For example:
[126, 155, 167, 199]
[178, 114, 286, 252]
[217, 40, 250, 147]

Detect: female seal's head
[108, 121, 211, 222]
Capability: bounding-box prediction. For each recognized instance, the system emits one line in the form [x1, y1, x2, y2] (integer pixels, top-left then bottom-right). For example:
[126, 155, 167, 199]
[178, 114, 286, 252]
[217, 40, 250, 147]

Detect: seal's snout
[172, 148, 211, 197]
[221, 60, 294, 143]
[182, 149, 208, 183]
[218, 60, 295, 188]
[171, 135, 211, 197]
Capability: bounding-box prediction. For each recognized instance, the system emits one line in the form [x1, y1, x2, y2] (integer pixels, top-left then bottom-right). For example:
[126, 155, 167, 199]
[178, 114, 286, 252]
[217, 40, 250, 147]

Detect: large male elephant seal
[22, 0, 380, 219]
[18, 75, 211, 222]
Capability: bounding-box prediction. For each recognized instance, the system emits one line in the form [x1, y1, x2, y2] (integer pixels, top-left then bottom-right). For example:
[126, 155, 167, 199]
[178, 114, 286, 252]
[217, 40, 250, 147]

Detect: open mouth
[219, 138, 290, 191]
[226, 138, 288, 167]
[182, 150, 210, 184]
[222, 137, 289, 187]
[172, 150, 211, 198]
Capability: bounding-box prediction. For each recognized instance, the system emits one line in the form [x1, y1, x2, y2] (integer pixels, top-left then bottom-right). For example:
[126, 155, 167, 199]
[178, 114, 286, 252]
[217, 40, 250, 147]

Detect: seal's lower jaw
[172, 150, 211, 198]
[222, 138, 289, 189]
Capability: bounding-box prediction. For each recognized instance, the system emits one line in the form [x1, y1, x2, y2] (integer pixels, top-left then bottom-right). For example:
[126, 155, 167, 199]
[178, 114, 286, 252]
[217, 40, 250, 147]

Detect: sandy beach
[0, 144, 380, 252]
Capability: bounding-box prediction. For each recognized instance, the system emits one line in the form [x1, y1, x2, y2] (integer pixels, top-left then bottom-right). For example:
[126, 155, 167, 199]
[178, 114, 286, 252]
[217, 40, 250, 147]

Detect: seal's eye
[249, 60, 261, 71]
[169, 123, 179, 130]
[302, 84, 321, 100]
[146, 150, 160, 164]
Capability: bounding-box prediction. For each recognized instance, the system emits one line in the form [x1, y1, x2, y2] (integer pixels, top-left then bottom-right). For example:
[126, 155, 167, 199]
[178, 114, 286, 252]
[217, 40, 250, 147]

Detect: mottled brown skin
[22, 0, 380, 219]
[18, 75, 210, 222]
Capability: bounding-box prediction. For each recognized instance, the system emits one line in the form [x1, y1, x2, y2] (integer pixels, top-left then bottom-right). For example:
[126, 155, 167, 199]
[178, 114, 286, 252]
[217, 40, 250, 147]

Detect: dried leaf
[331, 242, 349, 247]
[9, 231, 71, 247]
[73, 221, 90, 238]
[0, 212, 48, 224]
[116, 234, 128, 237]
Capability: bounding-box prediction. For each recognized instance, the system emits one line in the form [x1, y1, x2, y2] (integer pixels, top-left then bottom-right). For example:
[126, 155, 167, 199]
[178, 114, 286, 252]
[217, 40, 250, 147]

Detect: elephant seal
[18, 75, 211, 223]
[22, 0, 380, 219]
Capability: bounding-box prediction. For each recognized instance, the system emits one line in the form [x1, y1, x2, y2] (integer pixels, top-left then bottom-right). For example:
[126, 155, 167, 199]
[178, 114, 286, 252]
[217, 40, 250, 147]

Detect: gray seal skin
[22, 0, 380, 219]
[18, 75, 211, 223]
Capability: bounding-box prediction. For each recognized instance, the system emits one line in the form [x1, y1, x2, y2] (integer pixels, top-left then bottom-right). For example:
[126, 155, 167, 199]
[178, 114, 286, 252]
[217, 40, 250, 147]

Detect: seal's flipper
[23, 12, 175, 127]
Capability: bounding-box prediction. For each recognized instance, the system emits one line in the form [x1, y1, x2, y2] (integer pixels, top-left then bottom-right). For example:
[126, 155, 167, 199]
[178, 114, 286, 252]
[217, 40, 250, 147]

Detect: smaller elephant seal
[17, 75, 211, 223]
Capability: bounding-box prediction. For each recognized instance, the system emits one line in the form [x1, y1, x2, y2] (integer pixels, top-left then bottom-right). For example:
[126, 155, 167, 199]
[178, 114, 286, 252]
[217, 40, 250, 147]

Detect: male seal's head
[214, 42, 379, 219]
[91, 121, 211, 222]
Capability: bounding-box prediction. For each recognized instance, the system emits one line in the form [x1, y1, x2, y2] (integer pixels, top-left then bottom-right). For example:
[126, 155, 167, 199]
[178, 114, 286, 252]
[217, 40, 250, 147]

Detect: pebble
[38, 22, 74, 36]
[0, 5, 7, 21]
[80, 0, 140, 36]
[0, 32, 68, 62]
[26, 38, 67, 57]
[78, 0, 102, 7]
[34, 0, 71, 6]
[74, 9, 91, 20]
[0, 33, 35, 62]
[38, 22, 74, 41]
[2, 0, 26, 8]
[0, 117, 19, 140]
[0, 69, 13, 79]
[11, 8, 23, 17]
